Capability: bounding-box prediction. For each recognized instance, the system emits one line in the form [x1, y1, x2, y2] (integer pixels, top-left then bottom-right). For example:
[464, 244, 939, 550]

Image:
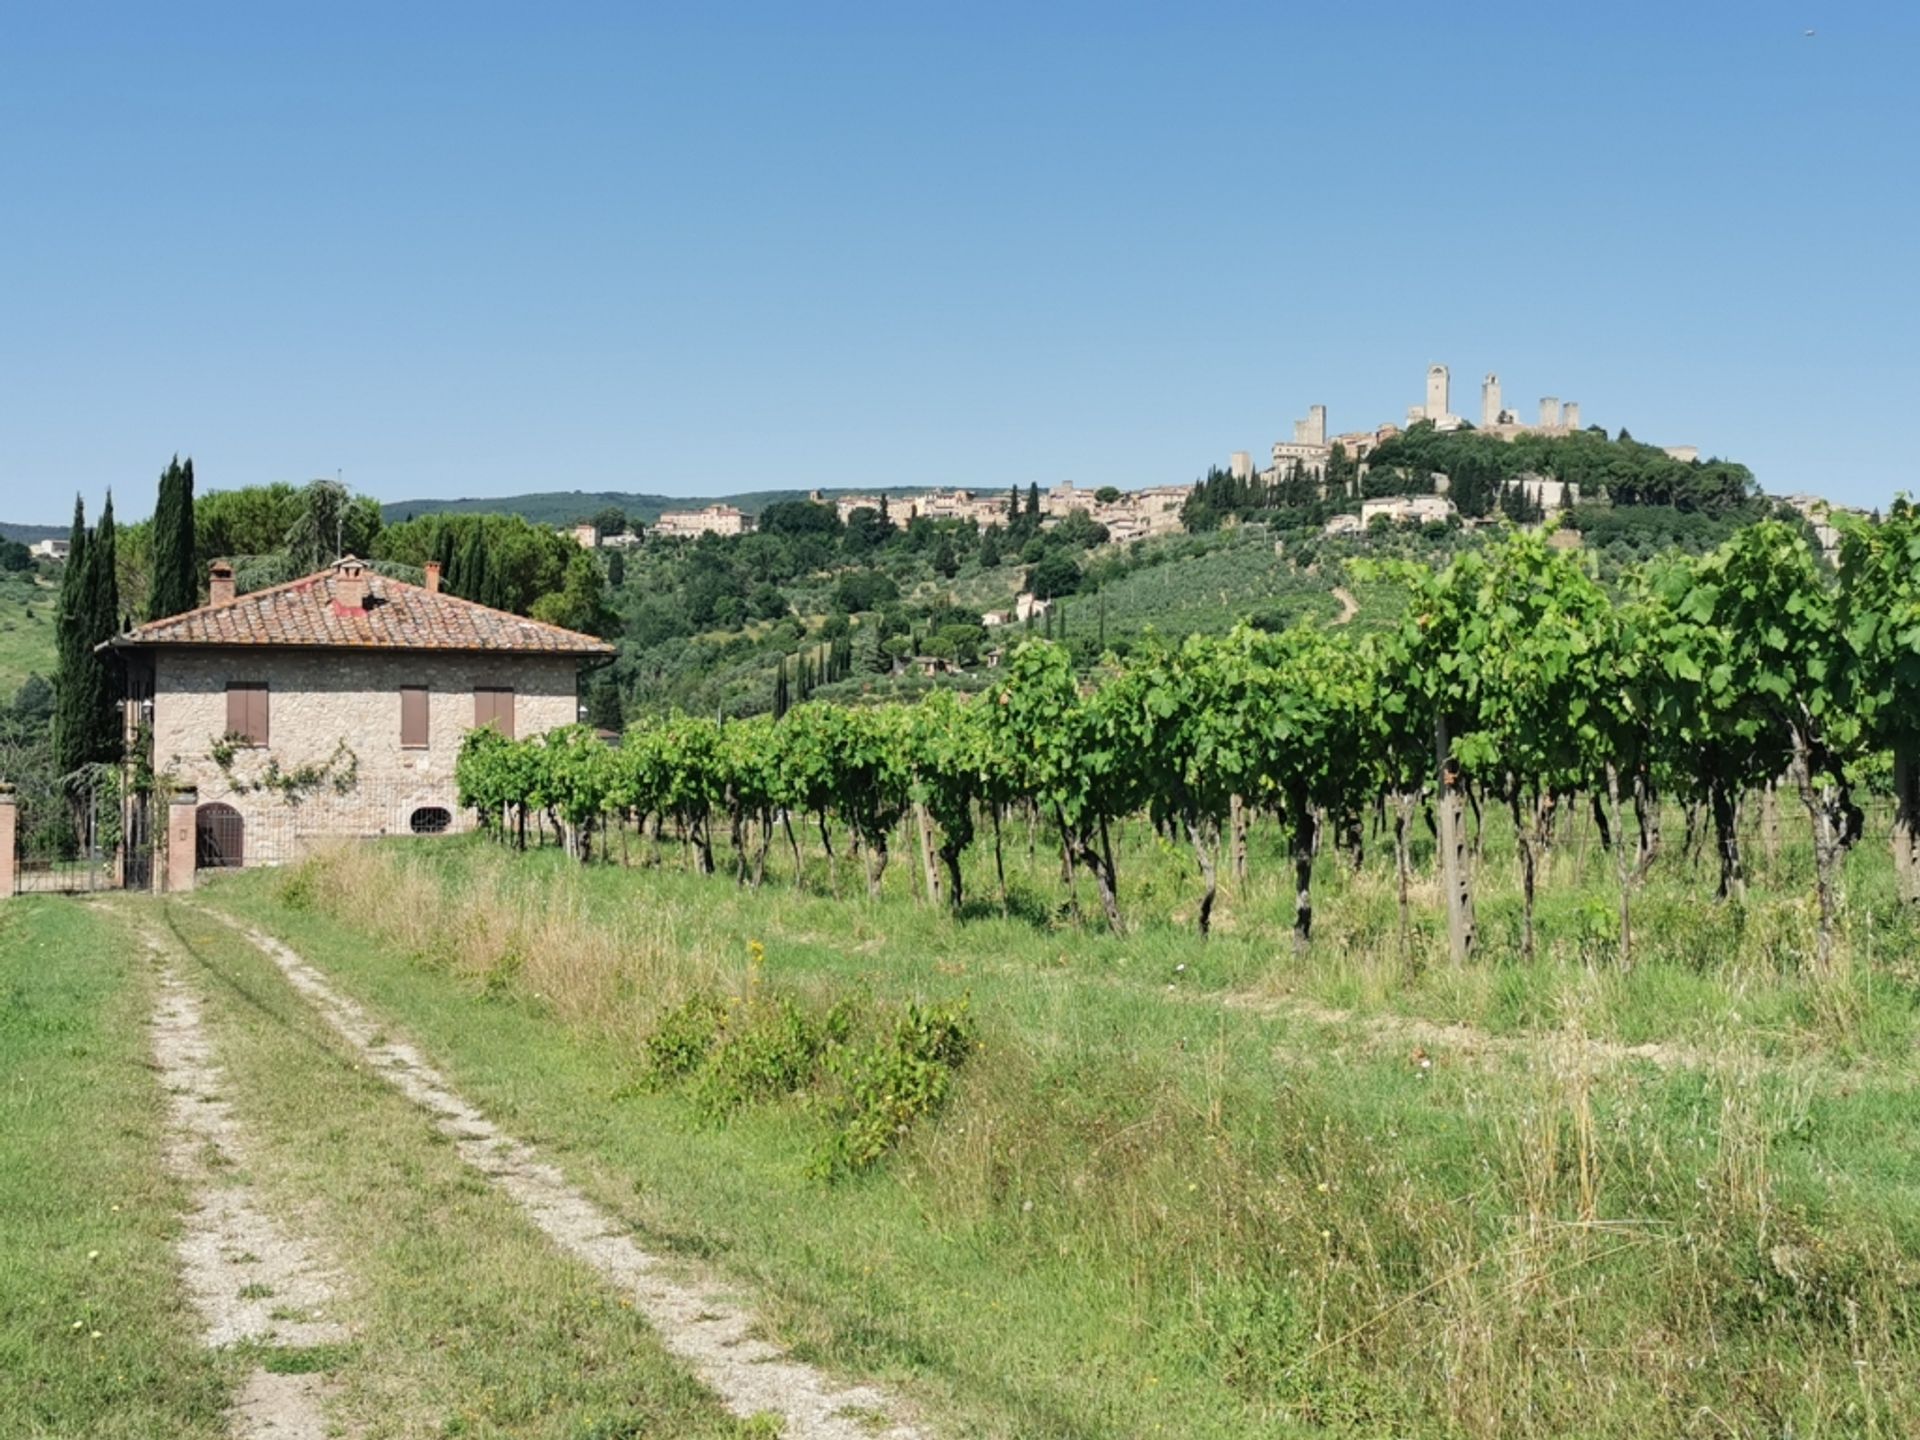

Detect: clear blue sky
[3, 1, 1913, 525]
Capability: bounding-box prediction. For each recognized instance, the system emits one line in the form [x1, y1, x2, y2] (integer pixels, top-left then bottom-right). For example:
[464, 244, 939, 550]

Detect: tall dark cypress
[53, 496, 92, 777]
[452, 524, 485, 603]
[84, 493, 123, 764]
[52, 493, 122, 779]
[432, 521, 457, 580]
[148, 455, 198, 620]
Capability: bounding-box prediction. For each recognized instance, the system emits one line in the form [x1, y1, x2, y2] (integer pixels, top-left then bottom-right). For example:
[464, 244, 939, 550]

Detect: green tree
[530, 551, 618, 637]
[148, 455, 197, 620]
[586, 677, 624, 732]
[1025, 550, 1080, 600]
[284, 479, 382, 572]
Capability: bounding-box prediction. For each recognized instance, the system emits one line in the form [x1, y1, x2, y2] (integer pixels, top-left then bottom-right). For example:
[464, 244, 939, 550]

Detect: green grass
[0, 573, 57, 700]
[193, 815, 1920, 1439]
[138, 901, 777, 1439]
[0, 898, 230, 1440]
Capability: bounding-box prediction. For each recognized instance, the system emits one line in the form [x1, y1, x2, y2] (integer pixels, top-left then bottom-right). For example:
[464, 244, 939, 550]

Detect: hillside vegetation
[0, 570, 58, 700]
[378, 485, 932, 528]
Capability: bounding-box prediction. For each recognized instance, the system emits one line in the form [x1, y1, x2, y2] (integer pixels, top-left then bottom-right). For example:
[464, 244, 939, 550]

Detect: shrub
[642, 992, 726, 1082]
[809, 1000, 974, 1180]
[688, 993, 852, 1123]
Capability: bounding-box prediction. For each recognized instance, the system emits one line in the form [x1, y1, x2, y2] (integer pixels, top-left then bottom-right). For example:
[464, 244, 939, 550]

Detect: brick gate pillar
[0, 785, 16, 900]
[164, 788, 198, 894]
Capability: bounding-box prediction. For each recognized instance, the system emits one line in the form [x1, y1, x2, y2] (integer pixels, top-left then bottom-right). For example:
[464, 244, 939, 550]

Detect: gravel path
[208, 909, 926, 1440]
[143, 927, 349, 1439]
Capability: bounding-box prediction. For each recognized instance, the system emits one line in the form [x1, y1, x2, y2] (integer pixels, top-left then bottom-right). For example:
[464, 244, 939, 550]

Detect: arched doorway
[196, 803, 245, 870]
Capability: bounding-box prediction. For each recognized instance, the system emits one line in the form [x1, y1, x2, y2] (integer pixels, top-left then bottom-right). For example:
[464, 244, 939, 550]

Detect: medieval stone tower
[1426, 364, 1449, 421]
[1481, 373, 1501, 428]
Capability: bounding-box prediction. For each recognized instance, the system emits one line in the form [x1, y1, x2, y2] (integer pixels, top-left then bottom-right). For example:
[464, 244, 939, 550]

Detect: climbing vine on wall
[206, 735, 360, 804]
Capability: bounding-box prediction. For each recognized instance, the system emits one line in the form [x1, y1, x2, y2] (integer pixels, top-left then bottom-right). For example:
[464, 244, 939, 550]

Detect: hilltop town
[551, 362, 1728, 551]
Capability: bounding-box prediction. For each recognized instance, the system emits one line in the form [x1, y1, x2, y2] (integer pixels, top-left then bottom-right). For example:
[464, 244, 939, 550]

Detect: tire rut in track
[140, 922, 351, 1440]
[199, 906, 926, 1440]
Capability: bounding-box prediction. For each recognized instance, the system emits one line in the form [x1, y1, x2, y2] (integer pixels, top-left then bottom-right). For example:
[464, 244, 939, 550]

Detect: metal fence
[11, 772, 152, 895]
[184, 781, 473, 873]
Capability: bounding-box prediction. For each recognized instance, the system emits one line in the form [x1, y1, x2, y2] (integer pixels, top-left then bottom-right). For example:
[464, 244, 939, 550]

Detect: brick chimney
[424, 560, 442, 594]
[333, 556, 369, 612]
[208, 561, 236, 606]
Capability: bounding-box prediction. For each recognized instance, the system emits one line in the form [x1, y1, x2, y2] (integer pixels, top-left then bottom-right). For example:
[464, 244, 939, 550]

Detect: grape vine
[454, 519, 1920, 959]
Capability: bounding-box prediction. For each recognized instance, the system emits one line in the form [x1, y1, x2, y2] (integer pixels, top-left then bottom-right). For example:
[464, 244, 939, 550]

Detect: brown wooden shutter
[226, 682, 268, 745]
[474, 686, 515, 739]
[401, 686, 429, 748]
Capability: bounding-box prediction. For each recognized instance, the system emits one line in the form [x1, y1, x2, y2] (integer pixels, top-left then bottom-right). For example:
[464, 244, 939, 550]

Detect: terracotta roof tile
[114, 560, 616, 657]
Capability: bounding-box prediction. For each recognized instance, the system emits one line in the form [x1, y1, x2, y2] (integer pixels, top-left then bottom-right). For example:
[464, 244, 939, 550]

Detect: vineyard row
[454, 516, 1920, 964]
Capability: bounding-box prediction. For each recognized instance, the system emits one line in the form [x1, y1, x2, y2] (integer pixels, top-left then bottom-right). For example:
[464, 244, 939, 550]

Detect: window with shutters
[225, 681, 269, 746]
[401, 685, 430, 749]
[474, 686, 515, 739]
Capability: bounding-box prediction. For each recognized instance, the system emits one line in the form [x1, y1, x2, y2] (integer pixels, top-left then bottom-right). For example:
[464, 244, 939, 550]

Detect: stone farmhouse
[652, 503, 754, 539]
[108, 555, 613, 875]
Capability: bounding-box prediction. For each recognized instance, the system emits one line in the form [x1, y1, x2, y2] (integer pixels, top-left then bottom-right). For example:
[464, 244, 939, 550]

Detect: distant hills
[378, 487, 937, 527]
[1, 486, 945, 541]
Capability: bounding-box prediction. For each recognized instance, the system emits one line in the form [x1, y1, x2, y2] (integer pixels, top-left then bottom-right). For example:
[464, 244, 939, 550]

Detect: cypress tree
[147, 455, 197, 620]
[1025, 482, 1041, 518]
[453, 524, 487, 604]
[53, 493, 123, 781]
[86, 493, 123, 763]
[53, 497, 91, 778]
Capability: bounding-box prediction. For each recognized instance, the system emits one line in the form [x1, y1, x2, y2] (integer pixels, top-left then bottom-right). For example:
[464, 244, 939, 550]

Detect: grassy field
[0, 899, 230, 1439]
[181, 806, 1920, 1439]
[0, 573, 57, 700]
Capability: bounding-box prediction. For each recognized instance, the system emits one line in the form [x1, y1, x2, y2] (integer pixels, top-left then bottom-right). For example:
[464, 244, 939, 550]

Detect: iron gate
[13, 773, 115, 894]
[9, 771, 158, 894]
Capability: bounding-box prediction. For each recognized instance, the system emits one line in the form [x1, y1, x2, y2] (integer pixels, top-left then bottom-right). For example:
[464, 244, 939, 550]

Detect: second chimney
[333, 556, 368, 612]
[208, 561, 236, 606]
[424, 560, 442, 594]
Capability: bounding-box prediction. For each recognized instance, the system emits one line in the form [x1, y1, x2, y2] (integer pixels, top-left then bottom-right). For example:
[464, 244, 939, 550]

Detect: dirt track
[199, 907, 926, 1440]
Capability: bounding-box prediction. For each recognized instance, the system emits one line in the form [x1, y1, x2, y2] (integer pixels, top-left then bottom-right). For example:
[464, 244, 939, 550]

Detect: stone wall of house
[151, 648, 585, 863]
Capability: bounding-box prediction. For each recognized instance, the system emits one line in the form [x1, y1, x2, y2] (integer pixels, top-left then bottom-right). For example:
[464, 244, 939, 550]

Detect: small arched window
[409, 806, 452, 835]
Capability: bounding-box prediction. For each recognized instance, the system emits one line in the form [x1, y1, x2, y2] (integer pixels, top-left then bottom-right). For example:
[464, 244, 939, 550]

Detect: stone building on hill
[107, 556, 613, 873]
[652, 504, 754, 538]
